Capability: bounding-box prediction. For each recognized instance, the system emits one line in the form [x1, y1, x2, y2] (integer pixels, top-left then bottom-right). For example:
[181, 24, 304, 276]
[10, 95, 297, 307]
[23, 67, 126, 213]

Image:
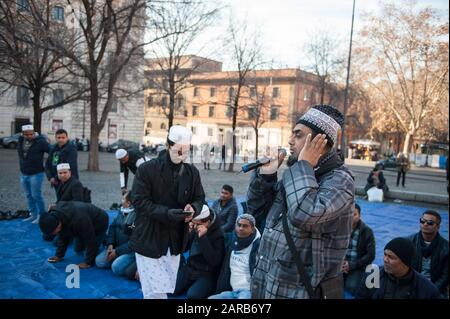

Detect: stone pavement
[0, 148, 448, 212]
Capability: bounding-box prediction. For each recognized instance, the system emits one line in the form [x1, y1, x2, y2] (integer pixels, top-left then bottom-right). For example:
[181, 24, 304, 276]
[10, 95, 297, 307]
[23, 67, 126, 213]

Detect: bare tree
[226, 18, 262, 171]
[358, 0, 449, 154]
[48, 0, 167, 171]
[303, 31, 344, 105]
[147, 1, 220, 129]
[0, 0, 86, 133]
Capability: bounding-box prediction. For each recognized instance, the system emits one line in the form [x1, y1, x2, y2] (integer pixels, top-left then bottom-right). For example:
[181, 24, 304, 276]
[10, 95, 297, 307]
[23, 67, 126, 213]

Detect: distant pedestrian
[396, 153, 410, 187]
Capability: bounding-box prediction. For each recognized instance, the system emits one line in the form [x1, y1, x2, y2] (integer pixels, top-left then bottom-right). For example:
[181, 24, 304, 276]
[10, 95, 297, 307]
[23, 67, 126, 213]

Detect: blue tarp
[0, 198, 447, 299]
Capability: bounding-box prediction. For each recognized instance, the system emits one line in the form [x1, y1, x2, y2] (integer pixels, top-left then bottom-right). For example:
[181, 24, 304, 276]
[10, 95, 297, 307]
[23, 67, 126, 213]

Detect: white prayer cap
[57, 163, 70, 171]
[115, 149, 127, 160]
[193, 204, 210, 221]
[21, 124, 34, 132]
[168, 125, 192, 145]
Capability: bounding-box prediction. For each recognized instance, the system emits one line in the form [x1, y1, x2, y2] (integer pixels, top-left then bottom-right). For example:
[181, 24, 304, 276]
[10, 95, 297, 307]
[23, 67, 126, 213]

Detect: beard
[287, 154, 298, 167]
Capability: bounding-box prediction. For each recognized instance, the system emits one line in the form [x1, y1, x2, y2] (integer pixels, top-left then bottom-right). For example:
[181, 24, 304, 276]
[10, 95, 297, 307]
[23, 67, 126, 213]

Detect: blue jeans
[208, 289, 251, 299]
[95, 250, 136, 276]
[20, 172, 46, 216]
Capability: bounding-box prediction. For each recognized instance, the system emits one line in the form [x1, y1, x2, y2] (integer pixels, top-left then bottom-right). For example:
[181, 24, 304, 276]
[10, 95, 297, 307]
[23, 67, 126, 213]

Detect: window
[270, 106, 280, 120]
[210, 87, 216, 97]
[176, 95, 185, 109]
[17, 86, 29, 107]
[191, 126, 197, 135]
[53, 88, 64, 105]
[17, 0, 30, 12]
[228, 87, 235, 101]
[52, 6, 64, 21]
[226, 104, 232, 118]
[192, 105, 198, 116]
[162, 79, 169, 90]
[250, 86, 256, 97]
[207, 128, 213, 137]
[246, 131, 253, 140]
[272, 87, 280, 98]
[147, 95, 154, 107]
[161, 96, 167, 107]
[110, 95, 118, 112]
[146, 122, 152, 128]
[193, 87, 199, 97]
[248, 106, 256, 120]
[147, 79, 156, 89]
[303, 89, 310, 101]
[208, 106, 215, 117]
[52, 120, 63, 132]
[160, 123, 167, 130]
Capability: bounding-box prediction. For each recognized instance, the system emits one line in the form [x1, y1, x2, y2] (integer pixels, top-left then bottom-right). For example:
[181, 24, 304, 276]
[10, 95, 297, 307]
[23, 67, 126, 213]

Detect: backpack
[82, 186, 91, 203]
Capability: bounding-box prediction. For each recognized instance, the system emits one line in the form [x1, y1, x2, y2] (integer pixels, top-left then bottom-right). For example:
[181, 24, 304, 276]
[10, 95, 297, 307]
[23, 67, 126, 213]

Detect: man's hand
[183, 204, 195, 223]
[107, 249, 117, 262]
[168, 209, 188, 222]
[260, 148, 286, 175]
[47, 256, 62, 263]
[196, 224, 208, 238]
[341, 260, 350, 274]
[298, 134, 328, 167]
[78, 262, 91, 269]
[48, 203, 56, 211]
[50, 178, 58, 186]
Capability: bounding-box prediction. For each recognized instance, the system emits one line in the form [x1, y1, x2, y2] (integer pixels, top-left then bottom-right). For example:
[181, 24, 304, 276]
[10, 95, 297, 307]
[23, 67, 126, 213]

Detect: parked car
[106, 139, 140, 153]
[377, 157, 397, 170]
[1, 133, 21, 149]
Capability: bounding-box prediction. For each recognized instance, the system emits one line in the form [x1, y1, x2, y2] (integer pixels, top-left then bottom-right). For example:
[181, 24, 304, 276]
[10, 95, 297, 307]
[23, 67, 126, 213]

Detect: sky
[190, 0, 449, 70]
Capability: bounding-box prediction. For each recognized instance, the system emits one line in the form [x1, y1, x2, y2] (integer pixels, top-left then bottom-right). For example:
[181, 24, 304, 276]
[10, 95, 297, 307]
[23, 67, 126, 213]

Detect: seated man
[172, 205, 225, 299]
[342, 203, 376, 295]
[409, 210, 449, 298]
[96, 192, 137, 280]
[209, 214, 261, 299]
[364, 164, 389, 194]
[211, 184, 239, 243]
[39, 201, 109, 269]
[54, 163, 85, 203]
[356, 237, 441, 299]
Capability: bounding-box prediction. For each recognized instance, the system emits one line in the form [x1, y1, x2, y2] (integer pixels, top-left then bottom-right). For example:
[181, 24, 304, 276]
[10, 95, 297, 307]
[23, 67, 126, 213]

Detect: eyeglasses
[420, 218, 437, 226]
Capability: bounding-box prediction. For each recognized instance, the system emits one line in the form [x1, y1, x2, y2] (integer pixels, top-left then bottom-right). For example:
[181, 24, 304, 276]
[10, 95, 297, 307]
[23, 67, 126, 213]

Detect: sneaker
[31, 215, 40, 224]
[23, 215, 36, 222]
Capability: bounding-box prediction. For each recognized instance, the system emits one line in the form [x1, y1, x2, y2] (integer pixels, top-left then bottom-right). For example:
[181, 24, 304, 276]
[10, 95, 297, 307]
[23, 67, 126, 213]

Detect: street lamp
[341, 0, 356, 157]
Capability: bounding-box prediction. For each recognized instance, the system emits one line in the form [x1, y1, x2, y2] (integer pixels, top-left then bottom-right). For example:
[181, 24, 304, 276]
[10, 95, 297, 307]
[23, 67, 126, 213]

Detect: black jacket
[409, 232, 449, 294]
[56, 176, 84, 203]
[17, 135, 50, 175]
[215, 234, 260, 293]
[120, 148, 145, 188]
[52, 201, 109, 265]
[45, 141, 79, 181]
[129, 153, 206, 258]
[105, 211, 132, 256]
[181, 210, 225, 278]
[211, 197, 239, 233]
[347, 220, 376, 272]
[356, 267, 441, 299]
[365, 170, 388, 192]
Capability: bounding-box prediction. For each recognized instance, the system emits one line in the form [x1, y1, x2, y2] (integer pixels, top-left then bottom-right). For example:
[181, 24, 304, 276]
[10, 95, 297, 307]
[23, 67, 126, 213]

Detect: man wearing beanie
[115, 147, 147, 194]
[356, 237, 441, 299]
[129, 125, 206, 299]
[39, 201, 109, 269]
[247, 104, 355, 299]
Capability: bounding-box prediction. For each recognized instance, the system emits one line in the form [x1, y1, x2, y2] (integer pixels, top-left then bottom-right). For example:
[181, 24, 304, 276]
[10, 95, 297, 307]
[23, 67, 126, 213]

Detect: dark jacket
[181, 210, 225, 277]
[56, 176, 84, 203]
[120, 148, 145, 188]
[347, 220, 376, 272]
[17, 134, 50, 175]
[409, 232, 449, 294]
[129, 153, 206, 258]
[215, 232, 260, 293]
[365, 170, 388, 192]
[45, 141, 79, 181]
[211, 197, 239, 233]
[105, 211, 132, 256]
[356, 267, 441, 299]
[52, 201, 109, 265]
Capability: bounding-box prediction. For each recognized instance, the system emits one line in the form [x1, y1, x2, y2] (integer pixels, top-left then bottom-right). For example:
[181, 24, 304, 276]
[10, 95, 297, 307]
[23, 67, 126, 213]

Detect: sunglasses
[420, 218, 437, 226]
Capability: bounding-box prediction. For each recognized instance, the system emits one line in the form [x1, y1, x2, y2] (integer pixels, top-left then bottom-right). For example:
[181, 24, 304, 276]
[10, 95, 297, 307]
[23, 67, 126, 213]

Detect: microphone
[240, 149, 287, 173]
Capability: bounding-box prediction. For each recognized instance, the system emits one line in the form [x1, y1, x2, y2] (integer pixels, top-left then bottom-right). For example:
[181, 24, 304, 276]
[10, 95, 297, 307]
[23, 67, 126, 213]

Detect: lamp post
[341, 0, 356, 158]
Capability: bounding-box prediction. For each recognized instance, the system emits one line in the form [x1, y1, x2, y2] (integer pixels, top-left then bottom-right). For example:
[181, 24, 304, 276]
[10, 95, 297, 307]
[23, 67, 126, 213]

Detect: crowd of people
[13, 104, 448, 299]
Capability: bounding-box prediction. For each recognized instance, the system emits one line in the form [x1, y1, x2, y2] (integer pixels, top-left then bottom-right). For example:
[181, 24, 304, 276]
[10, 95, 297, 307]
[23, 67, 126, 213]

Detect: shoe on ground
[23, 215, 36, 222]
[31, 216, 40, 224]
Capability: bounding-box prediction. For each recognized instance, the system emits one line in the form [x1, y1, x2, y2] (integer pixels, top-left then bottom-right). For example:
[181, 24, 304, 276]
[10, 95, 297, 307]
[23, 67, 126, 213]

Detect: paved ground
[0, 148, 448, 212]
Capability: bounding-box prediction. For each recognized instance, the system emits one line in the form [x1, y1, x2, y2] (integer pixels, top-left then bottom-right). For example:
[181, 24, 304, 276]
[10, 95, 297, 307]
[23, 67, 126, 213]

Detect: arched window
[160, 123, 166, 130]
[146, 122, 152, 128]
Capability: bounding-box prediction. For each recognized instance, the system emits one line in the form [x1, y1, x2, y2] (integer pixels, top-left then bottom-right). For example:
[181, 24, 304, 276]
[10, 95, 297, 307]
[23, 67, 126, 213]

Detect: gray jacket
[248, 156, 355, 299]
